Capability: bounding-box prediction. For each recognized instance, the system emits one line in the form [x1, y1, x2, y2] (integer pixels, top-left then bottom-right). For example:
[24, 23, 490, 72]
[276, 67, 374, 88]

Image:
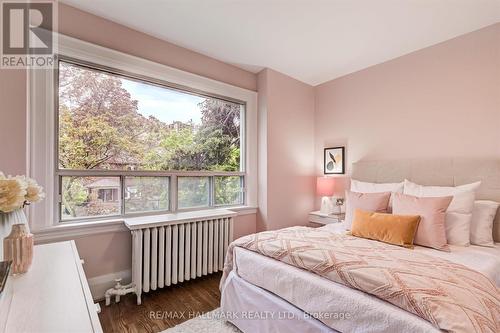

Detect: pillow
[350, 209, 420, 248]
[470, 200, 499, 247]
[344, 191, 391, 230]
[392, 193, 453, 251]
[403, 180, 481, 246]
[350, 179, 404, 211]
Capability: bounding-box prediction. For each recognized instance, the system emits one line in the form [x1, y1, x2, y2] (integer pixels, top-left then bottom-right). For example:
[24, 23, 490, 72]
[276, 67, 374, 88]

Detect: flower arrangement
[0, 172, 45, 213]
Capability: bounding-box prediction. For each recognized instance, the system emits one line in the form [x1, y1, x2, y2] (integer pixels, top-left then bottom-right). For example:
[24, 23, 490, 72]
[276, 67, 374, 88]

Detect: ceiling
[61, 0, 500, 86]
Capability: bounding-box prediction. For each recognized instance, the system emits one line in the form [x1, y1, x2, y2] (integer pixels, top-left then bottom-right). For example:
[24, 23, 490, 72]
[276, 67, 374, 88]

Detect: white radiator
[124, 210, 236, 305]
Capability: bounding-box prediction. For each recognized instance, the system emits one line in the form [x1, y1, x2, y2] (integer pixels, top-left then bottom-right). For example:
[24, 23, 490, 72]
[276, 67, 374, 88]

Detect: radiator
[125, 210, 236, 305]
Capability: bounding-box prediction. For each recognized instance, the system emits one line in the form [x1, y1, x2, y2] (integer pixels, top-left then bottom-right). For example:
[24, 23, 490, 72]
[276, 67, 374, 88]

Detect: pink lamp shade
[316, 177, 335, 197]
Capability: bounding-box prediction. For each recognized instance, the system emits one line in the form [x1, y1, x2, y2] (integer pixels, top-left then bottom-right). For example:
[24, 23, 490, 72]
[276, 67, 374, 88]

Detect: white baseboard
[87, 269, 132, 301]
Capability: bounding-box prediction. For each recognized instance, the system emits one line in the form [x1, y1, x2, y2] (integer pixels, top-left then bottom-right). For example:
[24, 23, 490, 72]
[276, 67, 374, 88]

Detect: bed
[220, 158, 500, 333]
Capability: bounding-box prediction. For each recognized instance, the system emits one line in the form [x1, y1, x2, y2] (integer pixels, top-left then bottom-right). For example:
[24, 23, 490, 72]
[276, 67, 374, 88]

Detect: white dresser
[2, 241, 103, 332]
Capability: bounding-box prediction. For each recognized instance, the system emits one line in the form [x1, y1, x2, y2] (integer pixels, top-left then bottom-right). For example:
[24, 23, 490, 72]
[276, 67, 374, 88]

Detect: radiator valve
[104, 278, 138, 306]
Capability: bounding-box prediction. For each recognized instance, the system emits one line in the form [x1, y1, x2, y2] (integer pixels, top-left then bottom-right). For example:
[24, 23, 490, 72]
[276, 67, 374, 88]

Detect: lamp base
[320, 197, 334, 215]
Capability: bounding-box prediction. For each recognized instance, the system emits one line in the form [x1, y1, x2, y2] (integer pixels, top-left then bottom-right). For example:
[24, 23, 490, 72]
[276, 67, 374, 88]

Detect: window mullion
[241, 175, 246, 205]
[171, 175, 177, 212]
[56, 175, 61, 225]
[56, 169, 244, 177]
[120, 175, 125, 216]
[209, 176, 215, 207]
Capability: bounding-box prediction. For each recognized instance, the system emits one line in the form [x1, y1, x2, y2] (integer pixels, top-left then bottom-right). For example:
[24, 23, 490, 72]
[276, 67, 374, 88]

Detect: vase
[0, 210, 29, 261]
[3, 224, 33, 274]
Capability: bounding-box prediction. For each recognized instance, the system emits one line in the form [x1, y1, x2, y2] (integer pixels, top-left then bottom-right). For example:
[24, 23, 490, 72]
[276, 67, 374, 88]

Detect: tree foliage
[58, 62, 240, 172]
[59, 63, 145, 170]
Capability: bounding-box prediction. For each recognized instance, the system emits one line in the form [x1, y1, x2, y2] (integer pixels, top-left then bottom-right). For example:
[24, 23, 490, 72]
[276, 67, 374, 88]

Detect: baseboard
[87, 269, 132, 301]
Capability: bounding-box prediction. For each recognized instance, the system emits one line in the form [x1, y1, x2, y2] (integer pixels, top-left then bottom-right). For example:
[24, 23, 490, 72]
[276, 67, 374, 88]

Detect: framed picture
[324, 147, 345, 174]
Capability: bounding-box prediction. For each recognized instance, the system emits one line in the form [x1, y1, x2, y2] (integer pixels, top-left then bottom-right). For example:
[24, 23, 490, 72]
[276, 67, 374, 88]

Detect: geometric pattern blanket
[220, 227, 500, 333]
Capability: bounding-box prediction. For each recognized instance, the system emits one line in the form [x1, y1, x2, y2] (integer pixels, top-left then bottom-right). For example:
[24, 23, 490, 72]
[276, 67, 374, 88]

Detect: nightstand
[308, 211, 345, 225]
[309, 211, 346, 233]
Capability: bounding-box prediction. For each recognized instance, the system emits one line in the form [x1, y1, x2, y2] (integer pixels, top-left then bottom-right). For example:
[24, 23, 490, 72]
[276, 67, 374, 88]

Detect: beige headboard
[351, 158, 500, 242]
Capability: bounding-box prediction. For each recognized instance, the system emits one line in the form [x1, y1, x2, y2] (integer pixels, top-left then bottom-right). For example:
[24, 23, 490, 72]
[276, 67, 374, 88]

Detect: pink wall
[315, 23, 500, 178]
[75, 231, 132, 278]
[258, 69, 315, 231]
[233, 213, 258, 239]
[0, 70, 27, 176]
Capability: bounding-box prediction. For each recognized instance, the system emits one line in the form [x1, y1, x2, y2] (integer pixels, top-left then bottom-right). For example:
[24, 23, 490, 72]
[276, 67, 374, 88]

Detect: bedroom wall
[314, 23, 500, 180]
[0, 69, 27, 176]
[257, 69, 316, 231]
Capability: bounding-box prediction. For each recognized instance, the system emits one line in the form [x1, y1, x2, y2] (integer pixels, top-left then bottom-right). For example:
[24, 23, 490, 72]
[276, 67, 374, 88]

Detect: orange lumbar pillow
[350, 209, 421, 248]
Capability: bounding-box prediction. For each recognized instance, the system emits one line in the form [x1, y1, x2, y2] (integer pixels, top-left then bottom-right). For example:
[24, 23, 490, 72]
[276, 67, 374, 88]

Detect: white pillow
[403, 180, 481, 246]
[350, 179, 404, 210]
[470, 200, 499, 247]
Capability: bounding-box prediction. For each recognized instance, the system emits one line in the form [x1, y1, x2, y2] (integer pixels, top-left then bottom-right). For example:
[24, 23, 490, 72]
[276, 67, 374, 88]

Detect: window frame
[55, 56, 247, 223]
[28, 33, 258, 233]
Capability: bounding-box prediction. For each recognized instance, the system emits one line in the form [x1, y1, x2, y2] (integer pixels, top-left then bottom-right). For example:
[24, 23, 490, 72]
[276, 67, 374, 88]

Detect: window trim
[28, 33, 258, 233]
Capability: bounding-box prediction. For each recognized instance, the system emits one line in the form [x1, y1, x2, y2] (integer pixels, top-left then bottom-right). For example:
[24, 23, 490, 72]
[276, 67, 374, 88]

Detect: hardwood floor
[98, 272, 222, 333]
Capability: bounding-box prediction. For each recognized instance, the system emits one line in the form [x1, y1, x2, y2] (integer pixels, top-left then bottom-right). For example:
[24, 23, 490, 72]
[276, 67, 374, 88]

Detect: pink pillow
[344, 191, 391, 230]
[392, 193, 453, 251]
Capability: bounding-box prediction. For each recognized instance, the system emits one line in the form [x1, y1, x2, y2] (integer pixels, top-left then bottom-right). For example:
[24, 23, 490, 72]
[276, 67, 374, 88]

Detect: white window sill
[32, 206, 257, 244]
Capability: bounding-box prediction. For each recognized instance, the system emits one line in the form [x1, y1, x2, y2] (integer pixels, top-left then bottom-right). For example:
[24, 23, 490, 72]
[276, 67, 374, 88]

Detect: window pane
[215, 176, 243, 206]
[61, 176, 120, 221]
[125, 177, 169, 213]
[177, 177, 209, 209]
[58, 61, 242, 172]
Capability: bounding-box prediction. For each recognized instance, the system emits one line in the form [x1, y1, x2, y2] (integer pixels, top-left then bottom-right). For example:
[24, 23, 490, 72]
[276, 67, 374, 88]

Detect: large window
[57, 59, 245, 221]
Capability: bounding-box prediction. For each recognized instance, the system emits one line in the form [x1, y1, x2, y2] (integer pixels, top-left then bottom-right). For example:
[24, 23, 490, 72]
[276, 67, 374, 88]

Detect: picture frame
[324, 147, 345, 174]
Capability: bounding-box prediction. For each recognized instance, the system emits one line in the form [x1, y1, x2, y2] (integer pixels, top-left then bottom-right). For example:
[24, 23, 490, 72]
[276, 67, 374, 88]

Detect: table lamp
[317, 176, 335, 214]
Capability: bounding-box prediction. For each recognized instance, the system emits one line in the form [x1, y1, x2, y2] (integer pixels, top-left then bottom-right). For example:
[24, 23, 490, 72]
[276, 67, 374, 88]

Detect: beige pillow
[470, 200, 499, 247]
[344, 191, 391, 230]
[393, 193, 453, 251]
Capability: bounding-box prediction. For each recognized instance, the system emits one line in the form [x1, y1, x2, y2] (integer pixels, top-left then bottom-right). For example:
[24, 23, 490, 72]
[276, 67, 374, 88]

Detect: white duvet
[231, 230, 500, 333]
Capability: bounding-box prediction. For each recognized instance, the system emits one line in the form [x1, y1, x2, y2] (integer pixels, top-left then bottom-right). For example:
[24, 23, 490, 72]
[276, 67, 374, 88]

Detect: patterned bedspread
[221, 226, 500, 333]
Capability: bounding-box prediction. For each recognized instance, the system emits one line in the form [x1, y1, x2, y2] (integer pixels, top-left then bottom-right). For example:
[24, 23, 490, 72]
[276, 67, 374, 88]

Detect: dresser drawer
[3, 241, 103, 332]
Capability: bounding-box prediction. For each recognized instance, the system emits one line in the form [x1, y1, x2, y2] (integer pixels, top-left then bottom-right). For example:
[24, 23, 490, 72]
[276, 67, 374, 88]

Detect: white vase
[0, 210, 29, 261]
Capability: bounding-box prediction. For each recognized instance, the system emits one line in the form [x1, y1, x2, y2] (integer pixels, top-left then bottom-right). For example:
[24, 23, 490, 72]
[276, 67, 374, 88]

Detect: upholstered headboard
[351, 158, 500, 242]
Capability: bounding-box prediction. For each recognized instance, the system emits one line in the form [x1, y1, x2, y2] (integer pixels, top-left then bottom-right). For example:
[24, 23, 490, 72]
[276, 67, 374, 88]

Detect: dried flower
[0, 173, 44, 213]
[0, 178, 27, 213]
[25, 177, 45, 203]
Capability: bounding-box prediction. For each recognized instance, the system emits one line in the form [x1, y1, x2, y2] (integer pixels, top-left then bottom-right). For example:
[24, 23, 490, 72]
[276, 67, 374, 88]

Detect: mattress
[221, 270, 338, 333]
[231, 236, 500, 333]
